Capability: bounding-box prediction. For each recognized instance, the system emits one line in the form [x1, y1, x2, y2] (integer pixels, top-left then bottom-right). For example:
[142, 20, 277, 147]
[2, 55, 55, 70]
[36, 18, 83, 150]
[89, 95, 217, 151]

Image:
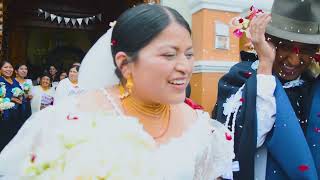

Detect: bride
[0, 4, 234, 179]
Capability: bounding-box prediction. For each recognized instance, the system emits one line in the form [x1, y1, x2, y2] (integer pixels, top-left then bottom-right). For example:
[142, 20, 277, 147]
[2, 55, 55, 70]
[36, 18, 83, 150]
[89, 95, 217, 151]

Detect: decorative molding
[189, 0, 246, 14]
[188, 0, 273, 14]
[193, 60, 238, 73]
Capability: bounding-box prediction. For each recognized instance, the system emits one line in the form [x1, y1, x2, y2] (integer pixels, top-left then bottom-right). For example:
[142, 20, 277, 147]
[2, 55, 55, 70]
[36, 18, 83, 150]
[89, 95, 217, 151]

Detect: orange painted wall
[190, 72, 224, 113]
[191, 9, 240, 113]
[193, 9, 240, 62]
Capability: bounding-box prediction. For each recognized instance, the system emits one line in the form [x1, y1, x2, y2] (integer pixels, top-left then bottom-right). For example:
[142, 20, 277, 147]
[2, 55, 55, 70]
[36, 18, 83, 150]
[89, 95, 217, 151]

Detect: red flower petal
[257, 9, 263, 13]
[298, 165, 309, 172]
[67, 115, 79, 120]
[243, 71, 252, 78]
[111, 39, 117, 46]
[31, 154, 36, 163]
[238, 18, 244, 23]
[240, 98, 245, 103]
[233, 29, 243, 38]
[225, 133, 232, 141]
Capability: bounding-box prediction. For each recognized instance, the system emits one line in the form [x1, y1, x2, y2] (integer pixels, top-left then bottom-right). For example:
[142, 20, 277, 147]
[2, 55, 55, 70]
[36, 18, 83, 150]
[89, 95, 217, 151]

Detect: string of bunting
[37, 8, 102, 27]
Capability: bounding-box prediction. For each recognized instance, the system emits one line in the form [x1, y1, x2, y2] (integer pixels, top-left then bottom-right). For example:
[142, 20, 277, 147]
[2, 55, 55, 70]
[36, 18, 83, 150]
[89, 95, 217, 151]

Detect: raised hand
[249, 13, 275, 75]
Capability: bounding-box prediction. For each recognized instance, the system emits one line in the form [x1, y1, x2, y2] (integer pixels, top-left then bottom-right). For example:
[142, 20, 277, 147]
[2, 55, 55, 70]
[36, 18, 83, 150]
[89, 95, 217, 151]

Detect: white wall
[161, 0, 192, 25]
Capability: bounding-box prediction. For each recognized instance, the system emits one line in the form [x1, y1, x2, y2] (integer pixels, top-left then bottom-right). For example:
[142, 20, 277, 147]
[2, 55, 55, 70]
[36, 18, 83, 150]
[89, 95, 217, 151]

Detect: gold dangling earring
[125, 75, 134, 94]
[119, 75, 134, 99]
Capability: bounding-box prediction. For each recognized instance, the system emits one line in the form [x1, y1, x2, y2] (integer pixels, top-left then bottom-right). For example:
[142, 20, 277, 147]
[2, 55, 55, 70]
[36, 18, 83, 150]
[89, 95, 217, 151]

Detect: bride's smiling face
[118, 23, 194, 104]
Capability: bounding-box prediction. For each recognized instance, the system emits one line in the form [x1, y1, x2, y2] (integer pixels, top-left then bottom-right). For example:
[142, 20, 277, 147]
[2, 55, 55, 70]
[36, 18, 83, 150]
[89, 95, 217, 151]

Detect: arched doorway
[2, 0, 156, 78]
[46, 46, 85, 70]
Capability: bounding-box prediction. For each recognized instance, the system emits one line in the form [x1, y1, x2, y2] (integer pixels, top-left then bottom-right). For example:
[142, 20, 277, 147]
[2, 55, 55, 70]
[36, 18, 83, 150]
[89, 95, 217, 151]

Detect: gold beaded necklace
[120, 87, 171, 139]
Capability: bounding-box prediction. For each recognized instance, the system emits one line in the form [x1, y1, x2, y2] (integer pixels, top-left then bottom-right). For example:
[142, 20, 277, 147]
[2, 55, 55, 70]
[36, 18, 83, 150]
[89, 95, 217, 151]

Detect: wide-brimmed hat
[266, 0, 320, 45]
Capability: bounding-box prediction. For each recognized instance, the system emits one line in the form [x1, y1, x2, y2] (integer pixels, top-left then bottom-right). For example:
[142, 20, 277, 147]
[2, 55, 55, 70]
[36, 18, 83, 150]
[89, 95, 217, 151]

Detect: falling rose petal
[233, 29, 243, 38]
[240, 98, 245, 103]
[31, 154, 36, 163]
[67, 115, 79, 121]
[314, 128, 320, 133]
[298, 165, 309, 172]
[243, 71, 253, 78]
[111, 40, 117, 46]
[238, 18, 244, 23]
[250, 5, 254, 11]
[225, 133, 232, 141]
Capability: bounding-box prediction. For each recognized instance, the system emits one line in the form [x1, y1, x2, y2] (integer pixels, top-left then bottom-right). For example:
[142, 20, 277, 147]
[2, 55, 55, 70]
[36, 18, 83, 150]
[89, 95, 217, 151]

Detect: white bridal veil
[78, 28, 119, 90]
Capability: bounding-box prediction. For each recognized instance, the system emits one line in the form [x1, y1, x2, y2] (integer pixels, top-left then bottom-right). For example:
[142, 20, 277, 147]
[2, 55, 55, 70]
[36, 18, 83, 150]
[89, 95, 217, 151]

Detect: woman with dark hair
[54, 65, 82, 104]
[58, 70, 68, 81]
[30, 73, 55, 114]
[0, 61, 24, 151]
[48, 65, 60, 88]
[0, 4, 234, 179]
[14, 64, 32, 121]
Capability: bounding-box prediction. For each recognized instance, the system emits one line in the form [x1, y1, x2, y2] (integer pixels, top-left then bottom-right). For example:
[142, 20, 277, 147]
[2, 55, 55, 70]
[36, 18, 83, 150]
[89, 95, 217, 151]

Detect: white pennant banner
[37, 8, 102, 27]
[97, 14, 102, 21]
[64, 17, 70, 24]
[77, 18, 83, 25]
[57, 16, 63, 24]
[44, 12, 50, 19]
[50, 14, 57, 21]
[84, 18, 89, 25]
[38, 9, 44, 16]
[71, 18, 77, 26]
[89, 16, 95, 22]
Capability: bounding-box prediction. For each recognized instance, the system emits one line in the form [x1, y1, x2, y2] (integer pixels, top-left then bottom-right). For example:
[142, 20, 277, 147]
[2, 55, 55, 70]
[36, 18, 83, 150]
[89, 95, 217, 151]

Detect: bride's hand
[249, 13, 275, 75]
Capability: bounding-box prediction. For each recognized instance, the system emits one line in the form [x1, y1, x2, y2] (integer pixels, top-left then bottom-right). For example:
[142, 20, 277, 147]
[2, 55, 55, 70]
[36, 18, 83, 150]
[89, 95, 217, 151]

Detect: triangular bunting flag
[50, 14, 57, 21]
[77, 18, 83, 25]
[84, 18, 89, 25]
[97, 14, 102, 21]
[57, 16, 63, 24]
[64, 17, 70, 24]
[37, 9, 44, 16]
[89, 16, 95, 21]
[71, 18, 77, 26]
[44, 12, 50, 19]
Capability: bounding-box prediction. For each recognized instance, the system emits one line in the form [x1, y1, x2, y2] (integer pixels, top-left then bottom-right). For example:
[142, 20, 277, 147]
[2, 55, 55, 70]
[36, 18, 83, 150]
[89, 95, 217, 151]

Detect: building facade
[162, 0, 273, 112]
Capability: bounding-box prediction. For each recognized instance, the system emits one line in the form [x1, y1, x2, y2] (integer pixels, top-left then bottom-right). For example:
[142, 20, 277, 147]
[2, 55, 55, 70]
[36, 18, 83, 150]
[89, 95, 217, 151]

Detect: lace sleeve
[194, 118, 235, 180]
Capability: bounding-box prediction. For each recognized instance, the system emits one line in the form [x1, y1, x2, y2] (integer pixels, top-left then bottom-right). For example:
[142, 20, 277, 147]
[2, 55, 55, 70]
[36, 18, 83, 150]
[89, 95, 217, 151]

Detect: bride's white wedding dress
[0, 89, 234, 180]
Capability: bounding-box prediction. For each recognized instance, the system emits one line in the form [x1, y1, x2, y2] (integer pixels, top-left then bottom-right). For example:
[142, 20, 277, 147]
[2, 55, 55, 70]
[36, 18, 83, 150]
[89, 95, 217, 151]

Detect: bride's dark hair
[111, 4, 191, 80]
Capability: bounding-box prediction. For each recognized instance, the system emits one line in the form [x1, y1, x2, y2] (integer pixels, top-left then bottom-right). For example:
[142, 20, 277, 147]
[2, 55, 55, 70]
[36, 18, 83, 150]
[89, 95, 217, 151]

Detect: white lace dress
[0, 89, 234, 180]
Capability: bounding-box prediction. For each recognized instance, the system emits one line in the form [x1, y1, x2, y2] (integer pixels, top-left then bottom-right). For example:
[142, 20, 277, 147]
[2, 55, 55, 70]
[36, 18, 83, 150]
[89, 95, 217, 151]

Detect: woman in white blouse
[54, 64, 82, 104]
[30, 73, 55, 114]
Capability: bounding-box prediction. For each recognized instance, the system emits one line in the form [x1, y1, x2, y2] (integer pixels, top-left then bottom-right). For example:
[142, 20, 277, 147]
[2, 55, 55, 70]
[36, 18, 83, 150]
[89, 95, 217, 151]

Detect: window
[215, 22, 230, 50]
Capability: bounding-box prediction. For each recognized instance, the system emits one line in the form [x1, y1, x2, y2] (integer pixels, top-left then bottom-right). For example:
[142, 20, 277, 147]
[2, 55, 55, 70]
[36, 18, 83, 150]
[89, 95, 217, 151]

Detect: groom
[213, 0, 320, 179]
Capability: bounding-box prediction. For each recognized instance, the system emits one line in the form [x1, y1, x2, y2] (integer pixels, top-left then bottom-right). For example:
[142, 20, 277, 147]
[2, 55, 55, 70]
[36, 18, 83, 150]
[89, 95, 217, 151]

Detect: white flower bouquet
[11, 87, 24, 97]
[22, 112, 163, 180]
[0, 83, 15, 111]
